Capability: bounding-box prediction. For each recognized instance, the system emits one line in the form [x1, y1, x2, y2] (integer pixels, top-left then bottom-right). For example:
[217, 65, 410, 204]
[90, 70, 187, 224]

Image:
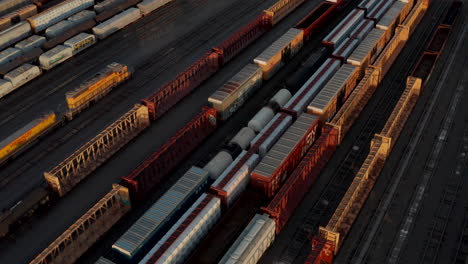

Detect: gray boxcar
[92, 7, 141, 39]
[112, 166, 209, 260]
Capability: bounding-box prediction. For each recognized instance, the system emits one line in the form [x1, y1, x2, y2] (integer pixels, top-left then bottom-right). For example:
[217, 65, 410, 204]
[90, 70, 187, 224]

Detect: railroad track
[386, 19, 467, 264]
[419, 125, 468, 264]
[452, 209, 468, 264]
[0, 0, 272, 129]
[268, 1, 453, 263]
[0, 0, 274, 190]
[348, 4, 466, 263]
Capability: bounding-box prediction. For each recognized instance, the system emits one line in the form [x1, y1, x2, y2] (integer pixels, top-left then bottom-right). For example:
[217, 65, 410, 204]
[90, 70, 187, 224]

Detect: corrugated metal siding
[28, 0, 94, 32]
[141, 194, 221, 264]
[377, 1, 405, 30]
[254, 28, 303, 65]
[209, 64, 261, 104]
[347, 28, 385, 66]
[113, 166, 209, 259]
[208, 64, 262, 119]
[219, 214, 275, 263]
[252, 113, 319, 179]
[307, 64, 358, 116]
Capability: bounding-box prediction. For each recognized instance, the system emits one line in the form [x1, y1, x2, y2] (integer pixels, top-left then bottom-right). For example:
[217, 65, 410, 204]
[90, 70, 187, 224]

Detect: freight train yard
[0, 0, 466, 264]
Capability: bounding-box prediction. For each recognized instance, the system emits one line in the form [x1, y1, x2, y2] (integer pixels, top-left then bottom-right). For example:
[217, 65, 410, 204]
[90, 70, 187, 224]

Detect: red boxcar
[120, 107, 217, 200]
[213, 13, 271, 65]
[142, 52, 220, 120]
[261, 125, 338, 233]
[304, 236, 334, 264]
[294, 2, 338, 42]
[251, 113, 321, 198]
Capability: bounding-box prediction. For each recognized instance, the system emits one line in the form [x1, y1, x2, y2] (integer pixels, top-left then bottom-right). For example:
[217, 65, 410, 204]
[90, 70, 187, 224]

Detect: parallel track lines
[350, 5, 466, 263]
[0, 0, 272, 188]
[0, 0, 270, 127]
[419, 125, 468, 264]
[273, 1, 450, 263]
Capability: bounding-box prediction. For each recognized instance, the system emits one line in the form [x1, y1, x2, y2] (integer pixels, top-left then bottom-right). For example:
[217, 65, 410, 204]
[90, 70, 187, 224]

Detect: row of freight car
[1, 0, 316, 245]
[0, 0, 174, 99]
[156, 0, 426, 263]
[0, 0, 172, 50]
[0, 62, 131, 167]
[223, 0, 429, 262]
[309, 1, 462, 262]
[93, 0, 418, 262]
[25, 0, 346, 263]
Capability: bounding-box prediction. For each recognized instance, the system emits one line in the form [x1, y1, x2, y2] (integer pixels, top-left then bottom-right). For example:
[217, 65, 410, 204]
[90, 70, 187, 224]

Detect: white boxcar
[45, 20, 76, 39]
[0, 79, 14, 98]
[219, 214, 276, 264]
[64, 32, 96, 54]
[27, 0, 95, 33]
[254, 28, 304, 80]
[67, 9, 96, 23]
[322, 9, 364, 48]
[4, 63, 42, 88]
[14, 35, 46, 53]
[208, 64, 262, 120]
[211, 151, 260, 207]
[0, 47, 21, 66]
[137, 0, 172, 16]
[283, 58, 341, 114]
[39, 45, 73, 70]
[140, 194, 221, 264]
[92, 8, 141, 39]
[0, 21, 32, 50]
